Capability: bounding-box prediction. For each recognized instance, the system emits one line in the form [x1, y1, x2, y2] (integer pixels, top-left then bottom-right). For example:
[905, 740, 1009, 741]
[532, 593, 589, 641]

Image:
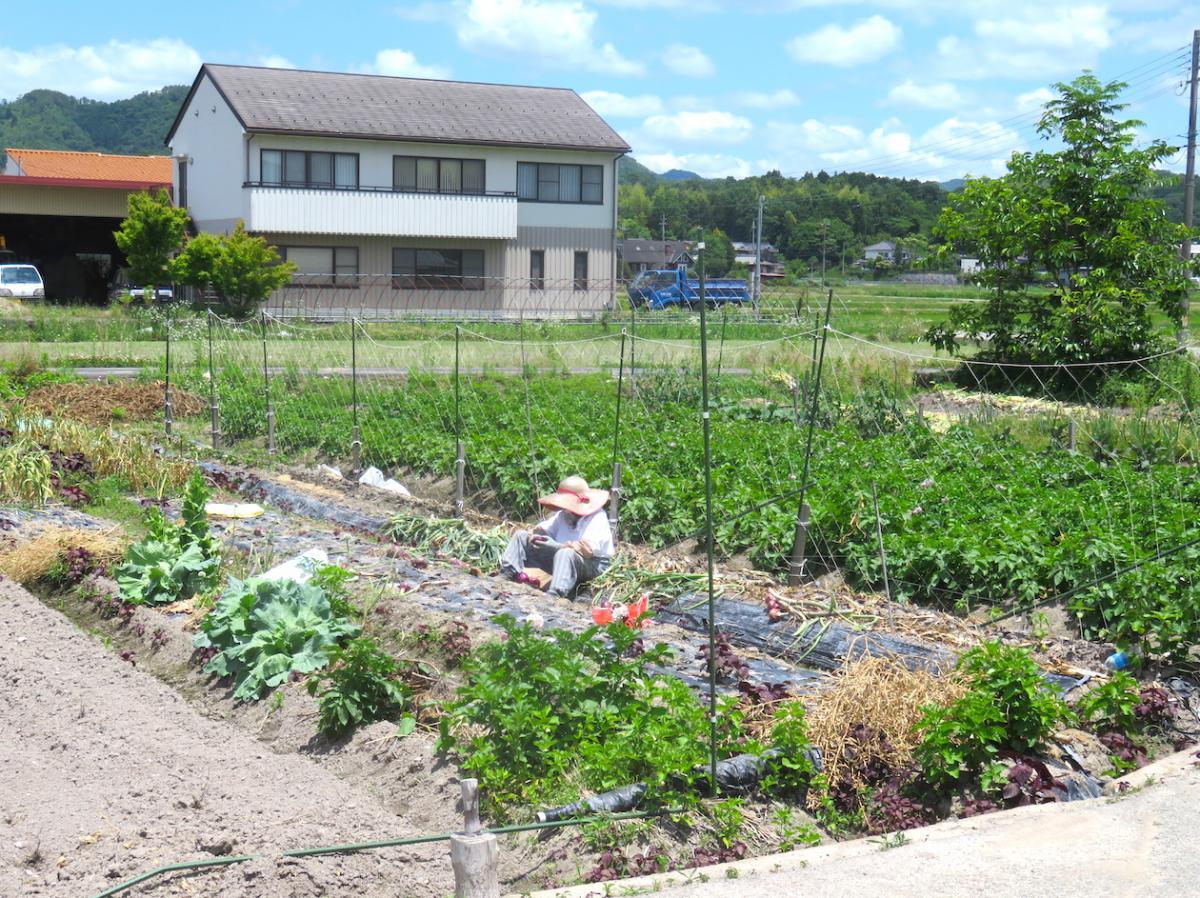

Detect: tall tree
[113, 188, 189, 294]
[928, 74, 1195, 365]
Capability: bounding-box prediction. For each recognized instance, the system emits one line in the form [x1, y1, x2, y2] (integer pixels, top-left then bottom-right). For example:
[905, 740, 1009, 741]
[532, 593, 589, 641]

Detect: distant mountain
[0, 86, 189, 166]
[660, 168, 703, 181]
[618, 156, 659, 189]
[939, 178, 966, 192]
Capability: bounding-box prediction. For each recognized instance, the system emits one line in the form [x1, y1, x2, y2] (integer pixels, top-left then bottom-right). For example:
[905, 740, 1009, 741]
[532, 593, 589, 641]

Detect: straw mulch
[0, 525, 125, 585]
[23, 382, 204, 425]
[805, 656, 965, 799]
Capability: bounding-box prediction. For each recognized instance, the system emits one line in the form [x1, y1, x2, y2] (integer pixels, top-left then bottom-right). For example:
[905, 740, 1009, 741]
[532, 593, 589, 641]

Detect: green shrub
[914, 642, 1068, 793]
[437, 616, 747, 815]
[193, 576, 359, 701]
[1075, 671, 1140, 734]
[308, 636, 411, 736]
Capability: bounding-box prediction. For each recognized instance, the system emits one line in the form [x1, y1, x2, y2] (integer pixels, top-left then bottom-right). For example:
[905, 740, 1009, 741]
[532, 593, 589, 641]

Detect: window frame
[391, 247, 486, 291]
[530, 250, 545, 292]
[516, 162, 604, 205]
[260, 149, 360, 190]
[279, 246, 359, 288]
[392, 155, 487, 195]
[573, 251, 588, 292]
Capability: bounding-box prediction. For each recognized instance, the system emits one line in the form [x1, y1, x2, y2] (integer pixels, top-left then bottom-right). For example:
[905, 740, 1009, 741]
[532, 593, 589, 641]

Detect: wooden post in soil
[450, 779, 498, 898]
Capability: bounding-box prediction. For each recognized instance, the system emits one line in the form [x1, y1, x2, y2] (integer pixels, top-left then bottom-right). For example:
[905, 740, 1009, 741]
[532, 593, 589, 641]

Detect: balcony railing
[243, 183, 518, 240]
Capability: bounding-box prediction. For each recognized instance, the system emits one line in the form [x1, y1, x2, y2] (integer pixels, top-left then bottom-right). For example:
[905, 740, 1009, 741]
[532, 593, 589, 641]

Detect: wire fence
[160, 274, 1200, 658]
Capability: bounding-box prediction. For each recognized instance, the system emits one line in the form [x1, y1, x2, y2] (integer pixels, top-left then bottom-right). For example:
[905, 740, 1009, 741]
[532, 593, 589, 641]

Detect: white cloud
[885, 80, 965, 110]
[765, 115, 1023, 179]
[937, 5, 1112, 79]
[257, 55, 296, 70]
[457, 0, 643, 76]
[731, 88, 801, 109]
[662, 44, 716, 77]
[394, 1, 451, 21]
[363, 49, 451, 79]
[0, 38, 202, 100]
[635, 152, 760, 179]
[580, 90, 664, 117]
[786, 15, 901, 67]
[1014, 87, 1054, 112]
[641, 110, 753, 144]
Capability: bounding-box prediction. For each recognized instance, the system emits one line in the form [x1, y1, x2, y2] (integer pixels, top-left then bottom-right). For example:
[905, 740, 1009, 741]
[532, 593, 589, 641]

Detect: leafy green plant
[193, 576, 359, 701]
[437, 616, 746, 815]
[914, 642, 1068, 793]
[1076, 672, 1140, 734]
[116, 470, 219, 605]
[307, 636, 411, 736]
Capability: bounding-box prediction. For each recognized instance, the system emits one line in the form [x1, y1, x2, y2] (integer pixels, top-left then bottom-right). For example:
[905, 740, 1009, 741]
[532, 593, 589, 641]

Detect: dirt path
[0, 576, 451, 898]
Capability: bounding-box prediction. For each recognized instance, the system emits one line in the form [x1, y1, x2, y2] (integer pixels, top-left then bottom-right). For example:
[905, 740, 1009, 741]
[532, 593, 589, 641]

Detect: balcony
[244, 184, 518, 240]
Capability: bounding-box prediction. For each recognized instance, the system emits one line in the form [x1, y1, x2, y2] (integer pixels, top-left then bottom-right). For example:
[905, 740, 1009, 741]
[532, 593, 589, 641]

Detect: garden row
[175, 360, 1200, 661]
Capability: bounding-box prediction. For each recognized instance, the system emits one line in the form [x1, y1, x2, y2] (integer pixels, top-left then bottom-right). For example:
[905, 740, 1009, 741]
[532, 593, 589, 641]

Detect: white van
[0, 264, 45, 299]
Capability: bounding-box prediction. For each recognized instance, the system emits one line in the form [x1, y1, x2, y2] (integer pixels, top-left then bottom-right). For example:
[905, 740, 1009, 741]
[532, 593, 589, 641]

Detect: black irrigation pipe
[88, 807, 687, 898]
[987, 532, 1200, 625]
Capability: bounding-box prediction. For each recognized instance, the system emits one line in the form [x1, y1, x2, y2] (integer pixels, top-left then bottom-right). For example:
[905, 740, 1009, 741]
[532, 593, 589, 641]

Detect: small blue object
[1105, 651, 1131, 671]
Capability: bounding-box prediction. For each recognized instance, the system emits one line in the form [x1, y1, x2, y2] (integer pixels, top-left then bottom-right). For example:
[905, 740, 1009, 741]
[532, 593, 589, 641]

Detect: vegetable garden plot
[166, 306, 1200, 664]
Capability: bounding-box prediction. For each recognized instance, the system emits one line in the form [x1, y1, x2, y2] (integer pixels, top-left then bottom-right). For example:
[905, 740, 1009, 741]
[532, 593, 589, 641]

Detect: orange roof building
[4, 148, 172, 188]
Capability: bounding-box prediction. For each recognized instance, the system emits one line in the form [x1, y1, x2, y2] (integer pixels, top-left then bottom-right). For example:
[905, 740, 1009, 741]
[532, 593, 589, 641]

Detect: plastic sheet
[536, 783, 648, 823]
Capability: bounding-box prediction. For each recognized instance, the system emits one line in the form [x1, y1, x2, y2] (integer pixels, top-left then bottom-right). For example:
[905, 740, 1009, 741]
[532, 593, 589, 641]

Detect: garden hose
[88, 807, 686, 898]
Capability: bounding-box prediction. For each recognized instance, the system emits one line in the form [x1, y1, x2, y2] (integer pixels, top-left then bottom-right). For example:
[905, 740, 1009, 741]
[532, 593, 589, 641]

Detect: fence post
[454, 324, 465, 517]
[788, 288, 834, 587]
[450, 779, 498, 898]
[1068, 419, 1077, 452]
[629, 298, 637, 396]
[350, 318, 361, 471]
[609, 328, 627, 538]
[261, 311, 275, 455]
[787, 503, 811, 585]
[207, 309, 220, 450]
[163, 306, 173, 437]
[870, 482, 893, 604]
[696, 249, 719, 798]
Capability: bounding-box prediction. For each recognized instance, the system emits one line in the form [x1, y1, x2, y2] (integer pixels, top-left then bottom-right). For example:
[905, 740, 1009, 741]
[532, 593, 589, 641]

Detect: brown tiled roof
[181, 64, 630, 153]
[6, 148, 172, 184]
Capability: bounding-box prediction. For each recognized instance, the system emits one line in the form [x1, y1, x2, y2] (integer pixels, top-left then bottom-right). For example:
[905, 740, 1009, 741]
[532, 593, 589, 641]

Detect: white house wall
[169, 74, 247, 234]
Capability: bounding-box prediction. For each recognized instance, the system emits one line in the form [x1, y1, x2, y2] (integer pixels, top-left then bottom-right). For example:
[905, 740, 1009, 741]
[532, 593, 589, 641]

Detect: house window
[260, 150, 358, 189]
[573, 251, 588, 291]
[177, 159, 188, 208]
[280, 246, 359, 286]
[393, 156, 485, 194]
[516, 162, 603, 204]
[392, 248, 485, 290]
[530, 250, 545, 291]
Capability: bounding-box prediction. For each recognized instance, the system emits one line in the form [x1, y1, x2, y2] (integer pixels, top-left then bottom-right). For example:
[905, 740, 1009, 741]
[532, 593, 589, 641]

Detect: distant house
[0, 148, 173, 301]
[617, 239, 692, 276]
[167, 63, 630, 317]
[862, 241, 912, 264]
[731, 241, 786, 280]
[960, 257, 982, 275]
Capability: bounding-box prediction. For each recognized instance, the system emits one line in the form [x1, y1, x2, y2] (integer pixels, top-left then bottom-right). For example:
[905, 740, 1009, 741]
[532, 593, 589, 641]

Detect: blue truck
[627, 267, 751, 310]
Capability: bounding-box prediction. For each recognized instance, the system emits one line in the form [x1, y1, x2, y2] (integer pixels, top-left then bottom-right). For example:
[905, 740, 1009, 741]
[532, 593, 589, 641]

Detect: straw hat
[537, 475, 609, 516]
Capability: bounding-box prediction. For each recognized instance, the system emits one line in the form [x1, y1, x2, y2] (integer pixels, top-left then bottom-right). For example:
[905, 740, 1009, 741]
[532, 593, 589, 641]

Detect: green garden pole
[788, 288, 834, 585]
[261, 311, 275, 455]
[350, 318, 361, 471]
[714, 307, 727, 401]
[629, 297, 637, 397]
[609, 329, 627, 537]
[696, 246, 719, 797]
[163, 303, 172, 437]
[207, 309, 219, 450]
[454, 324, 464, 517]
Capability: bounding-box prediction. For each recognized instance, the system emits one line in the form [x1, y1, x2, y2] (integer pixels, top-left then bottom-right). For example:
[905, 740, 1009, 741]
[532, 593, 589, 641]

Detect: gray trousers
[500, 530, 610, 597]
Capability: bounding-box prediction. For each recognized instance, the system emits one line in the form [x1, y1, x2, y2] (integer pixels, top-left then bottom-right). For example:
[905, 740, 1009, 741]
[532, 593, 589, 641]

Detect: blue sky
[1, 0, 1193, 181]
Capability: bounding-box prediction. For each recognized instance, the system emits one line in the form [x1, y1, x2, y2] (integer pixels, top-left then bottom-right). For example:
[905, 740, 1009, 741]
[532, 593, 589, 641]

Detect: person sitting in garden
[499, 475, 614, 598]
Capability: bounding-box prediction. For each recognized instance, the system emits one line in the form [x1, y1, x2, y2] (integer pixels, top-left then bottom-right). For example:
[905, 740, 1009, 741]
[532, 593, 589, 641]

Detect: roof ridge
[204, 62, 579, 95]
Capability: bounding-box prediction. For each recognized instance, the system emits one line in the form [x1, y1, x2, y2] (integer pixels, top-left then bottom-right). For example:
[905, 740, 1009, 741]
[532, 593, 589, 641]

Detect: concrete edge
[513, 747, 1200, 898]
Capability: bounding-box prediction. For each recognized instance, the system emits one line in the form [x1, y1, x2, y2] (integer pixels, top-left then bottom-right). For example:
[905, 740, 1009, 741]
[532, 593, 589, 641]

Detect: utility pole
[754, 194, 765, 307]
[1182, 28, 1200, 349]
[820, 219, 828, 284]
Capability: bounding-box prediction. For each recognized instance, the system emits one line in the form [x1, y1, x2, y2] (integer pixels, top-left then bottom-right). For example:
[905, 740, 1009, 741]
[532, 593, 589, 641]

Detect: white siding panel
[247, 187, 518, 239]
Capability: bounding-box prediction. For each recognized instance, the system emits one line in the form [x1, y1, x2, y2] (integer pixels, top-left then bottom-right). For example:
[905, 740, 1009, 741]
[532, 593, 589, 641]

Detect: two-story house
[166, 64, 630, 317]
